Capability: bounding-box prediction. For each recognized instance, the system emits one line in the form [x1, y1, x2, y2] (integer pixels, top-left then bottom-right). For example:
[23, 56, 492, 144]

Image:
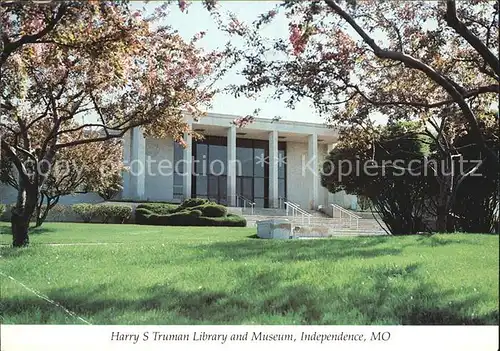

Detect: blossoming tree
[0, 1, 223, 246]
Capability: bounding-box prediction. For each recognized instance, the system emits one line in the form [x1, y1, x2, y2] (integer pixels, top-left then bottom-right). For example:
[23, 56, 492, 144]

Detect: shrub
[197, 213, 247, 227]
[135, 207, 154, 225]
[137, 203, 178, 215]
[0, 204, 5, 219]
[163, 210, 202, 225]
[72, 203, 97, 223]
[33, 204, 70, 223]
[190, 209, 203, 217]
[136, 210, 246, 227]
[191, 204, 227, 218]
[178, 198, 210, 209]
[134, 200, 245, 227]
[95, 204, 132, 223]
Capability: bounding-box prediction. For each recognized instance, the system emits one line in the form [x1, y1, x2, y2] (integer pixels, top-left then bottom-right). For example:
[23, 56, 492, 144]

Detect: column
[227, 125, 237, 207]
[182, 129, 192, 200]
[130, 127, 146, 200]
[268, 130, 279, 208]
[327, 143, 336, 206]
[122, 130, 131, 199]
[308, 133, 318, 210]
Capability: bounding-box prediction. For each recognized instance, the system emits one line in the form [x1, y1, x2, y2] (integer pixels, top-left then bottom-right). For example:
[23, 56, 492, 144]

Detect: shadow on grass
[189, 236, 400, 263]
[0, 224, 57, 236]
[1, 263, 497, 325]
[414, 235, 479, 247]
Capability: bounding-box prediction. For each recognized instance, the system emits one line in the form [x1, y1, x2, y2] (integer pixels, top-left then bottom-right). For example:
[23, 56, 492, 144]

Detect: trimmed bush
[137, 203, 178, 215]
[191, 204, 227, 218]
[72, 203, 97, 223]
[178, 198, 210, 209]
[33, 204, 71, 222]
[95, 204, 132, 223]
[136, 210, 246, 227]
[190, 209, 203, 217]
[198, 213, 247, 227]
[134, 199, 245, 227]
[135, 207, 155, 225]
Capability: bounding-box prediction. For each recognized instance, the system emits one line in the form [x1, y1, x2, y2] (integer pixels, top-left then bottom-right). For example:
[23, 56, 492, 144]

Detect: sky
[137, 1, 326, 124]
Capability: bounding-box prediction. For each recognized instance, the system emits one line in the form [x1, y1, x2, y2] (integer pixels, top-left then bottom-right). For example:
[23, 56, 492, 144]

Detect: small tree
[1, 2, 223, 246]
[321, 122, 437, 235]
[1, 135, 123, 227]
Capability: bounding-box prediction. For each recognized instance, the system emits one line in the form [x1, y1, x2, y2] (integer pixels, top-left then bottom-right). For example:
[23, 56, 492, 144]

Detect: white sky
[138, 1, 327, 124]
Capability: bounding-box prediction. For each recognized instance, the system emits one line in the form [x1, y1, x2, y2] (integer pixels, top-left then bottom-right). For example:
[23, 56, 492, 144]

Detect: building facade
[0, 113, 358, 210]
[121, 113, 357, 210]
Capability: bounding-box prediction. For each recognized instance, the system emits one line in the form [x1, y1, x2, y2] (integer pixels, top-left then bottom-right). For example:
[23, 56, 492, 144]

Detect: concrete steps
[228, 206, 387, 236]
[242, 215, 386, 236]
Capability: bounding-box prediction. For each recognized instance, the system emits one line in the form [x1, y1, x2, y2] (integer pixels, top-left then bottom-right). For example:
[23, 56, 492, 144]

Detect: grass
[0, 222, 498, 325]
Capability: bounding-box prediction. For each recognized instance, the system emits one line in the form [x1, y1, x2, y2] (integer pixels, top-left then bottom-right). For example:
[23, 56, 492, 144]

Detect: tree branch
[323, 0, 499, 168]
[445, 0, 500, 77]
[1, 4, 68, 67]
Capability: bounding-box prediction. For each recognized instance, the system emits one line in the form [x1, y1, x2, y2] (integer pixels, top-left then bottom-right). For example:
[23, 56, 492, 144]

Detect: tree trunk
[11, 184, 38, 247]
[11, 211, 30, 247]
[435, 206, 448, 233]
[435, 168, 453, 233]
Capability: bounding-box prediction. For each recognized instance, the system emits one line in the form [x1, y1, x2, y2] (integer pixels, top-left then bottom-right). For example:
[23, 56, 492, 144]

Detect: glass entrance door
[191, 136, 286, 208]
[208, 175, 227, 206]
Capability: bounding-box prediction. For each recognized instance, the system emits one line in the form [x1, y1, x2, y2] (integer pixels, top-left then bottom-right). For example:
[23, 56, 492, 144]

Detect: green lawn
[0, 222, 498, 325]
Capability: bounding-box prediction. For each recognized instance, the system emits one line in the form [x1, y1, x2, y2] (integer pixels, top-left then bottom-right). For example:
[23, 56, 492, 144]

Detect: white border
[1, 325, 498, 351]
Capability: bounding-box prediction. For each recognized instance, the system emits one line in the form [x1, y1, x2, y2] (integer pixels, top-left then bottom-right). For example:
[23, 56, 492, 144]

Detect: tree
[321, 122, 437, 235]
[0, 1, 224, 246]
[449, 112, 499, 233]
[1, 135, 123, 227]
[226, 0, 498, 167]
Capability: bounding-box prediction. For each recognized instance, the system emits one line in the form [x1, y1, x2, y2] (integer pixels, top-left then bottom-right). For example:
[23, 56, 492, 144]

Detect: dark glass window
[278, 150, 286, 179]
[192, 137, 286, 207]
[237, 147, 253, 177]
[195, 144, 208, 175]
[242, 177, 253, 200]
[196, 175, 208, 196]
[208, 144, 226, 176]
[254, 177, 265, 198]
[278, 179, 286, 198]
[254, 148, 265, 177]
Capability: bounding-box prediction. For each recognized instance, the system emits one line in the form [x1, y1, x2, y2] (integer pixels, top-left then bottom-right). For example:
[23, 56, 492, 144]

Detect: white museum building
[0, 113, 358, 211]
[121, 113, 357, 210]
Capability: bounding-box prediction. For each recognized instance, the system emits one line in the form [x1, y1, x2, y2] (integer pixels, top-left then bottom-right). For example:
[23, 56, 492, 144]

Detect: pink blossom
[228, 18, 245, 35]
[193, 31, 206, 41]
[178, 0, 190, 13]
[178, 137, 188, 148]
[267, 10, 277, 18]
[232, 115, 255, 128]
[289, 24, 307, 56]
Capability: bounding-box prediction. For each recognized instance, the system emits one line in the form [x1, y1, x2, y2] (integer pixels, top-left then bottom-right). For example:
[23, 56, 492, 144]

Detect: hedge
[94, 204, 132, 224]
[190, 204, 227, 218]
[136, 208, 246, 227]
[135, 207, 155, 225]
[178, 198, 210, 209]
[136, 203, 178, 215]
[72, 203, 132, 223]
[72, 204, 97, 223]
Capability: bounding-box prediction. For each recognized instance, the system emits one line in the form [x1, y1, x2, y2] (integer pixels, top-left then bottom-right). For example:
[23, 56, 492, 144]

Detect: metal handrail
[284, 201, 312, 225]
[236, 194, 255, 215]
[278, 197, 286, 209]
[330, 203, 361, 230]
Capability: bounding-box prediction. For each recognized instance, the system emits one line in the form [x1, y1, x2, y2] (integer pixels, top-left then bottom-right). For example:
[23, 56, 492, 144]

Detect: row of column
[125, 127, 321, 209]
